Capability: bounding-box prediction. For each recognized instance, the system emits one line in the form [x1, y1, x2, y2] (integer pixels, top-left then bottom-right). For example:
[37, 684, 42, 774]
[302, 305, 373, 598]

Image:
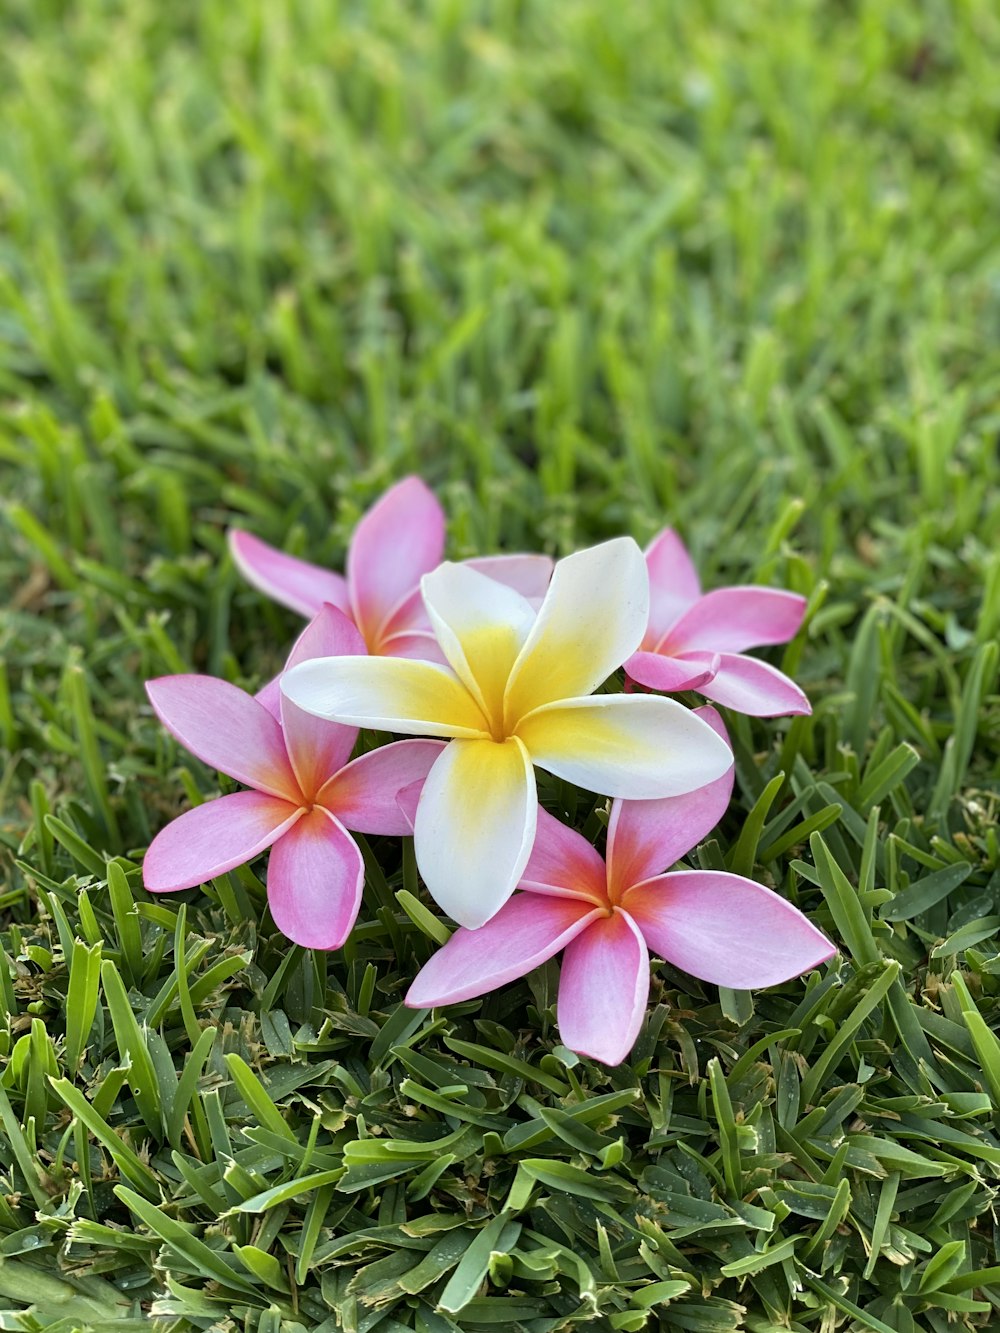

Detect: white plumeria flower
[281, 537, 732, 929]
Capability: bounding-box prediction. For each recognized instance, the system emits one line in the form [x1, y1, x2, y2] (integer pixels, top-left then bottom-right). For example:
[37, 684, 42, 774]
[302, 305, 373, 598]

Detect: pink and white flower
[282, 538, 734, 930]
[143, 606, 443, 949]
[625, 529, 810, 717]
[406, 708, 835, 1065]
[229, 475, 553, 660]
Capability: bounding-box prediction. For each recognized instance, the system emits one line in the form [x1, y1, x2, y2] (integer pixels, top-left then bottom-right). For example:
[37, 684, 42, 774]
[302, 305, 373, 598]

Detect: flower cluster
[145, 477, 835, 1064]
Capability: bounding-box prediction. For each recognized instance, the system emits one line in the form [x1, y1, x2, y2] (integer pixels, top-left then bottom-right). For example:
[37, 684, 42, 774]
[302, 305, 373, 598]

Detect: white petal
[504, 537, 649, 723]
[281, 656, 489, 739]
[516, 694, 733, 798]
[420, 562, 536, 728]
[414, 737, 537, 928]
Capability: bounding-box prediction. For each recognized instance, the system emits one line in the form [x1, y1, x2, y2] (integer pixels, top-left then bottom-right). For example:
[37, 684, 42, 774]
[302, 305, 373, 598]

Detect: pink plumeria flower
[229, 475, 553, 660]
[406, 707, 835, 1065]
[625, 529, 810, 717]
[281, 537, 733, 930]
[143, 606, 443, 949]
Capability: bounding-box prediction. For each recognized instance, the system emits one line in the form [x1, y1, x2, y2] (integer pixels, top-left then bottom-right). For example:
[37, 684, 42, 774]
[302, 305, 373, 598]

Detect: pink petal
[319, 738, 446, 835]
[144, 791, 300, 892]
[557, 910, 649, 1066]
[465, 554, 554, 605]
[254, 678, 284, 720]
[274, 607, 366, 797]
[665, 587, 807, 654]
[623, 649, 720, 695]
[380, 587, 432, 637]
[228, 530, 350, 619]
[395, 778, 425, 832]
[146, 675, 299, 801]
[286, 604, 367, 669]
[606, 706, 734, 898]
[519, 805, 608, 904]
[347, 477, 445, 647]
[624, 870, 836, 987]
[696, 652, 811, 717]
[406, 893, 600, 1008]
[379, 630, 451, 665]
[266, 807, 364, 950]
[280, 700, 358, 804]
[643, 529, 701, 647]
[256, 602, 367, 719]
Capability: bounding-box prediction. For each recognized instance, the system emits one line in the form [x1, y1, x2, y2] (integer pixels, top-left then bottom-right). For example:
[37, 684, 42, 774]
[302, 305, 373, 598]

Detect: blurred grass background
[1, 1, 1000, 1329]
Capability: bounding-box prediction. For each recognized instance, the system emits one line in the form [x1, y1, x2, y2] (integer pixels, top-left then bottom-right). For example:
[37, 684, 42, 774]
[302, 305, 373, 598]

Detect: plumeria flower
[281, 537, 733, 929]
[625, 528, 810, 717]
[406, 708, 836, 1065]
[229, 475, 553, 660]
[143, 606, 443, 949]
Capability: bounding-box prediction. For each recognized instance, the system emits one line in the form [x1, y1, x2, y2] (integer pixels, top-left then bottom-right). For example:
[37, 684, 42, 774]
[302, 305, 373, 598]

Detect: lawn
[2, 1, 1000, 1329]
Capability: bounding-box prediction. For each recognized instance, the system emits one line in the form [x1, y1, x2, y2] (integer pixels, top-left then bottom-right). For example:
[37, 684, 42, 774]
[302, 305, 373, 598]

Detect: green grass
[2, 0, 1000, 1328]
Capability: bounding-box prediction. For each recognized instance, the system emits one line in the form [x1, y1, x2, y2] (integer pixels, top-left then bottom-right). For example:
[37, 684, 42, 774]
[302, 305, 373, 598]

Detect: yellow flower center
[459, 624, 527, 742]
